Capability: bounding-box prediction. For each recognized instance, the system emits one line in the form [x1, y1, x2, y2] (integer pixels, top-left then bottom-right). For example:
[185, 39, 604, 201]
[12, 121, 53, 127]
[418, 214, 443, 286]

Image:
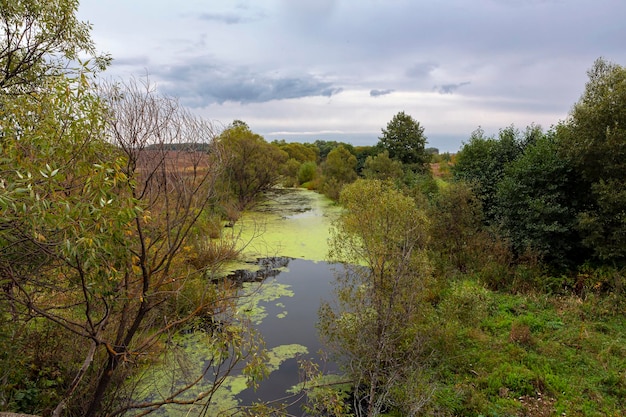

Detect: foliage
[297, 161, 318, 185]
[377, 111, 430, 173]
[452, 60, 626, 270]
[313, 140, 355, 162]
[279, 157, 301, 187]
[273, 140, 318, 163]
[558, 58, 626, 265]
[578, 179, 626, 264]
[0, 75, 267, 416]
[218, 123, 287, 209]
[1, 72, 129, 415]
[353, 145, 377, 174]
[402, 170, 439, 203]
[362, 150, 403, 181]
[452, 125, 526, 222]
[496, 132, 587, 269]
[320, 145, 357, 200]
[428, 181, 487, 273]
[274, 140, 319, 187]
[320, 179, 432, 416]
[561, 59, 626, 183]
[0, 0, 109, 92]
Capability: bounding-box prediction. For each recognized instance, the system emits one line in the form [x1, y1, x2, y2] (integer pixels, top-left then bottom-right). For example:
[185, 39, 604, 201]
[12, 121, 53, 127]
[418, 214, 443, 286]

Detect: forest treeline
[1, 1, 625, 416]
[256, 57, 625, 277]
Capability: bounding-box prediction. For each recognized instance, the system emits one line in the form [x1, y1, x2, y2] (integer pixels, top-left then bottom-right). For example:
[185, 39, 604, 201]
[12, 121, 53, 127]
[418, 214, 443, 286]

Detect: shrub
[438, 280, 495, 327]
[187, 236, 239, 271]
[319, 176, 342, 200]
[297, 161, 318, 185]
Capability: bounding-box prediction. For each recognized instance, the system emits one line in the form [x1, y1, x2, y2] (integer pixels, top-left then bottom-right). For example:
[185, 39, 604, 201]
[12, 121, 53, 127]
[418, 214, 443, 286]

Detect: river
[231, 188, 342, 413]
[136, 188, 342, 416]
[235, 258, 340, 412]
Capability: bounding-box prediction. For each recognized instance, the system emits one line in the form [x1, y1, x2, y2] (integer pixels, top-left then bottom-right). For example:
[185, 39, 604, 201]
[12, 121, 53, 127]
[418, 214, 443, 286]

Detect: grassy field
[428, 278, 626, 416]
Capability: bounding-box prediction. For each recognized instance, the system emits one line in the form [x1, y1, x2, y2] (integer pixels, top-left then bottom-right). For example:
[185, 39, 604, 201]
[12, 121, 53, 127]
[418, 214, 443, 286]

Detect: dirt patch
[517, 393, 558, 417]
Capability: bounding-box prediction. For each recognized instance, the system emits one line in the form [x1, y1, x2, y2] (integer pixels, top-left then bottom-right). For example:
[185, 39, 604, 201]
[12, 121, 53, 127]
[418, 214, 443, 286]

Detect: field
[429, 278, 626, 416]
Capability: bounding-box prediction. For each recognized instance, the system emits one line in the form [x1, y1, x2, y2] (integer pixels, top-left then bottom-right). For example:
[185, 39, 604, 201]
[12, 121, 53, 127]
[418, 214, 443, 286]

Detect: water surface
[228, 189, 341, 411]
[137, 189, 341, 415]
[236, 258, 340, 411]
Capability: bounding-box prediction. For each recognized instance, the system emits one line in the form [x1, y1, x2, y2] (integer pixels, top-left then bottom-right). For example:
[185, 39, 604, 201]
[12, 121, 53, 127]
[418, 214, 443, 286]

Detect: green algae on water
[234, 188, 340, 262]
[133, 189, 338, 415]
[238, 278, 294, 325]
[132, 332, 309, 416]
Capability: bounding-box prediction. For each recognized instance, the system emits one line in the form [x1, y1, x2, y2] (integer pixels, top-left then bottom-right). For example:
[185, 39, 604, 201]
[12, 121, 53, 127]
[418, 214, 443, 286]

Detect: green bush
[438, 280, 495, 327]
[297, 161, 318, 184]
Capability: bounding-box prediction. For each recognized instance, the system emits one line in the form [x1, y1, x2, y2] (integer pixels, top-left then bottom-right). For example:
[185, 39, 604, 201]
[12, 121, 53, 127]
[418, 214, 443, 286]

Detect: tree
[274, 140, 318, 163]
[218, 124, 287, 210]
[496, 133, 586, 268]
[562, 59, 626, 183]
[362, 150, 403, 181]
[320, 145, 357, 200]
[320, 179, 432, 416]
[322, 145, 357, 183]
[428, 182, 486, 272]
[353, 145, 377, 175]
[0, 3, 269, 413]
[297, 161, 318, 185]
[559, 58, 626, 265]
[1, 68, 121, 417]
[377, 111, 429, 172]
[453, 126, 526, 222]
[273, 141, 319, 187]
[96, 80, 266, 417]
[0, 0, 109, 92]
[313, 140, 355, 162]
[0, 76, 266, 416]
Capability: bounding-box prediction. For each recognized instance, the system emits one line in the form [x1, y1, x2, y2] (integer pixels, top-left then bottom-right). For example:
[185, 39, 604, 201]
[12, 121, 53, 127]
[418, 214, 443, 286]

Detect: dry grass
[187, 238, 239, 271]
[509, 322, 534, 347]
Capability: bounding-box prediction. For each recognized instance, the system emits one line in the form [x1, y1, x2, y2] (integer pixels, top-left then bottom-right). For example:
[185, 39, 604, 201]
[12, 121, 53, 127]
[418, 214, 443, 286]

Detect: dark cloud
[435, 82, 471, 94]
[81, 0, 626, 151]
[406, 62, 438, 78]
[370, 89, 394, 97]
[155, 61, 343, 106]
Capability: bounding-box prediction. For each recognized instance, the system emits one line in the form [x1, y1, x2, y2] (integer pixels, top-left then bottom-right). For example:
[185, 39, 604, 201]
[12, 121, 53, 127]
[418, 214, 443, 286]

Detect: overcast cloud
[78, 0, 626, 152]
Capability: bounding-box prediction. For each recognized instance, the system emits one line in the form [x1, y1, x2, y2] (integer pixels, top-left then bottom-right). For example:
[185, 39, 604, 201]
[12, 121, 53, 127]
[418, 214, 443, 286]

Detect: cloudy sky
[78, 0, 625, 152]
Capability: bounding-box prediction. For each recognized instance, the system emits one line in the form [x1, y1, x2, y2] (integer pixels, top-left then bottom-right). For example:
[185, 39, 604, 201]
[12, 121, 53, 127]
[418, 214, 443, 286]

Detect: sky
[78, 0, 626, 152]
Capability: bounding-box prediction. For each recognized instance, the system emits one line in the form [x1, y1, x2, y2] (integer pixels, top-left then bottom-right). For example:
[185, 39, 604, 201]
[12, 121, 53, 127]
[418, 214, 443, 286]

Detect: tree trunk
[84, 351, 118, 417]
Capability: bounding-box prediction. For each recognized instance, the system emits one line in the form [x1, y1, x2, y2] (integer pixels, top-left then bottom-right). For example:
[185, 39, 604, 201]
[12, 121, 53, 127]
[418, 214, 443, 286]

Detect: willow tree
[320, 145, 357, 200]
[0, 74, 268, 416]
[320, 179, 432, 417]
[217, 123, 287, 210]
[0, 0, 109, 92]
